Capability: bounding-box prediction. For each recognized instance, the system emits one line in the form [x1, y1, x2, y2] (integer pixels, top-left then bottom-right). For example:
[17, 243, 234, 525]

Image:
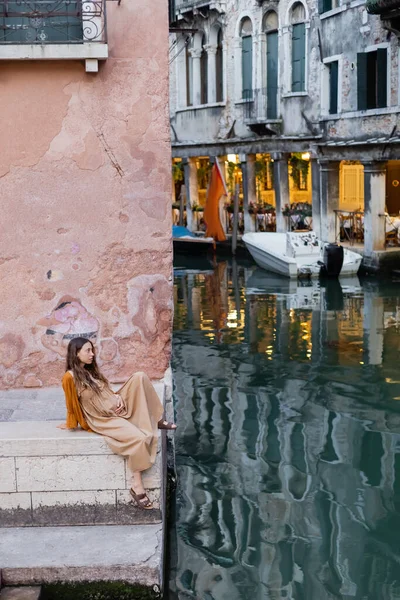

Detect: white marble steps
[0, 524, 162, 587]
[0, 420, 162, 527]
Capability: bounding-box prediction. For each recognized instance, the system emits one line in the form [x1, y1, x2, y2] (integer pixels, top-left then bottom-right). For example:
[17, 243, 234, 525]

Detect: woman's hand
[114, 394, 127, 416]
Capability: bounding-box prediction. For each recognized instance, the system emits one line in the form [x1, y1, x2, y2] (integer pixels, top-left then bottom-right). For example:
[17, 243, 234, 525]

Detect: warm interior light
[227, 154, 237, 164]
[301, 152, 311, 160]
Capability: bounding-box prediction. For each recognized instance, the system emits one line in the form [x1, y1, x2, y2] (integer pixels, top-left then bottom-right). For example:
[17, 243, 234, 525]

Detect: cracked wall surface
[0, 2, 173, 389]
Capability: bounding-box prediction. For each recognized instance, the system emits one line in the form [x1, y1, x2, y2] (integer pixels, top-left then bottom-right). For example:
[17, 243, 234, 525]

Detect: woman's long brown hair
[66, 337, 108, 395]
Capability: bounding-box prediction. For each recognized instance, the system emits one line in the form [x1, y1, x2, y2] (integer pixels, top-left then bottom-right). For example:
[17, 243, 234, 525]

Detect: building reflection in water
[170, 260, 400, 600]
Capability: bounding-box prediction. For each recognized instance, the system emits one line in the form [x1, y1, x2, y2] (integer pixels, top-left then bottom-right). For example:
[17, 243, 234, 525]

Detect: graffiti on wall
[37, 295, 99, 357]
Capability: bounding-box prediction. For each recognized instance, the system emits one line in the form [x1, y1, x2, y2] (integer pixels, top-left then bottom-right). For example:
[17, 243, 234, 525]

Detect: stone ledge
[0, 524, 162, 587]
[0, 587, 41, 600]
[0, 380, 166, 528]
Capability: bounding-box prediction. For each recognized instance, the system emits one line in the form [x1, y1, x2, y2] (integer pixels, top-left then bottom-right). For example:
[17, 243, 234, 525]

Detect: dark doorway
[386, 161, 400, 215]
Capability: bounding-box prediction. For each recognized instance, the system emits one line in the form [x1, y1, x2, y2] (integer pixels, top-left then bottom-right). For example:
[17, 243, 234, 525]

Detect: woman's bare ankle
[131, 471, 145, 495]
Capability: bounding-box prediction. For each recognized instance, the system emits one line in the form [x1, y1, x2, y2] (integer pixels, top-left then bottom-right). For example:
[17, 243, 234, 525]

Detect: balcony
[175, 0, 226, 19]
[0, 1, 108, 71]
[366, 0, 400, 36]
[242, 88, 282, 136]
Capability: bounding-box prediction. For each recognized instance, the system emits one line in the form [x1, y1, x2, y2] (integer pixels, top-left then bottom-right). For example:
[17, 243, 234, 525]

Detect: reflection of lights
[360, 361, 364, 365]
[385, 378, 400, 383]
[301, 152, 311, 160]
[227, 154, 237, 164]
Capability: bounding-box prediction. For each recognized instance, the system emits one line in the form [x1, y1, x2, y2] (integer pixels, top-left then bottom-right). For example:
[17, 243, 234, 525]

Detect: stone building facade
[0, 0, 173, 390]
[169, 0, 400, 269]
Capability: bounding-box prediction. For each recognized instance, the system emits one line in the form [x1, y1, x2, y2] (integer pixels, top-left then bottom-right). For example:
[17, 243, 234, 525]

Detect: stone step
[0, 524, 162, 587]
[0, 587, 41, 600]
[0, 420, 163, 527]
[0, 380, 166, 528]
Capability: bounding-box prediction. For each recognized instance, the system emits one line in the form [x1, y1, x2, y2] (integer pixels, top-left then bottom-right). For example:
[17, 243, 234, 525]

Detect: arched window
[263, 11, 279, 119]
[290, 3, 306, 92]
[186, 43, 193, 107]
[240, 18, 253, 101]
[200, 33, 208, 104]
[216, 29, 224, 102]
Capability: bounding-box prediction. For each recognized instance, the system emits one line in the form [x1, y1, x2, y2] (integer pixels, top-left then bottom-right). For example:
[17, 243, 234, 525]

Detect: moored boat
[173, 225, 215, 255]
[242, 232, 362, 279]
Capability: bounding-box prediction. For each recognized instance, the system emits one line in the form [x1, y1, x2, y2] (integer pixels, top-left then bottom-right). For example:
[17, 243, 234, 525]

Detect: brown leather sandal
[130, 488, 153, 510]
[158, 419, 177, 430]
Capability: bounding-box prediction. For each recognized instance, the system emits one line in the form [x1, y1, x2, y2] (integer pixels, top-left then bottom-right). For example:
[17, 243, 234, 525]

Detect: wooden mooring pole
[231, 184, 240, 255]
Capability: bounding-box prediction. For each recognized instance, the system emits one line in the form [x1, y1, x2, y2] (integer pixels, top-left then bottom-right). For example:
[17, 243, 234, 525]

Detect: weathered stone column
[363, 161, 386, 255]
[205, 44, 217, 104]
[189, 48, 202, 106]
[240, 154, 256, 232]
[311, 157, 321, 238]
[319, 159, 340, 243]
[183, 157, 199, 232]
[272, 153, 290, 233]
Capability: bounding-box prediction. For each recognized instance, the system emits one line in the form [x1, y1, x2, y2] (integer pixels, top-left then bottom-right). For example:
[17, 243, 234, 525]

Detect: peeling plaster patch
[72, 263, 80, 271]
[23, 374, 43, 388]
[86, 245, 171, 313]
[99, 338, 119, 362]
[139, 197, 167, 221]
[71, 243, 80, 254]
[72, 129, 104, 171]
[127, 274, 173, 343]
[36, 290, 56, 301]
[57, 228, 69, 234]
[0, 334, 25, 368]
[119, 213, 129, 224]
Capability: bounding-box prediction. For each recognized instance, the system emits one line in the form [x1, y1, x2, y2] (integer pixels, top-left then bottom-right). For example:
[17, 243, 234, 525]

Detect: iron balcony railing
[0, 0, 107, 44]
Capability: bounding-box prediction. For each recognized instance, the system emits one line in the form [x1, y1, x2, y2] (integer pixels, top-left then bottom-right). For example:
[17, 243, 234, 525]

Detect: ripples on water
[168, 257, 400, 600]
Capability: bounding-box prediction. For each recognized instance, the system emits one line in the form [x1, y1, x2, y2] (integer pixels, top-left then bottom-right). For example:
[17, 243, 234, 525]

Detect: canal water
[167, 256, 400, 600]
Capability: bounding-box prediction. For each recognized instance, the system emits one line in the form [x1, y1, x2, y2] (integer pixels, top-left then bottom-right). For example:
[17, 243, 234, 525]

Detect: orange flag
[204, 161, 227, 242]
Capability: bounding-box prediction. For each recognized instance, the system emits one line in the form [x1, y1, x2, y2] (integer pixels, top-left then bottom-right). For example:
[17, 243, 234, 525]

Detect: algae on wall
[39, 581, 161, 600]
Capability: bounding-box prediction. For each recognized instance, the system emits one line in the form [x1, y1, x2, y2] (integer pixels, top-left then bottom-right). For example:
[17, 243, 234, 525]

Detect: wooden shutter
[242, 35, 253, 99]
[329, 61, 338, 114]
[292, 24, 305, 92]
[267, 31, 278, 119]
[377, 48, 387, 108]
[357, 52, 368, 110]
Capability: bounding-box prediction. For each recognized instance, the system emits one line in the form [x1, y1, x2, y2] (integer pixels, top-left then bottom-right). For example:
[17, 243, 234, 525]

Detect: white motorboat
[242, 232, 362, 279]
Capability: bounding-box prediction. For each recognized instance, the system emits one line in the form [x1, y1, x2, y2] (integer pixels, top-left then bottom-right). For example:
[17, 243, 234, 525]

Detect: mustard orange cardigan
[62, 372, 92, 431]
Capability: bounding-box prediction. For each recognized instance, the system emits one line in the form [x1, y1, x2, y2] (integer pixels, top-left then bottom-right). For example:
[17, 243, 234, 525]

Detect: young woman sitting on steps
[58, 337, 176, 510]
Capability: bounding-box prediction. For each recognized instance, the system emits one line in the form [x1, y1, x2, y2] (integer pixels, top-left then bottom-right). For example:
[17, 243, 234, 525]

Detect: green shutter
[267, 31, 278, 119]
[329, 61, 338, 114]
[319, 0, 332, 12]
[242, 35, 253, 99]
[292, 24, 305, 92]
[357, 53, 368, 110]
[377, 48, 387, 108]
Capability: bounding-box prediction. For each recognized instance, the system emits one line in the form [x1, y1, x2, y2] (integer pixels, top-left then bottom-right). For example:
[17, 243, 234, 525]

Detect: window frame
[320, 54, 342, 117]
[357, 45, 389, 111]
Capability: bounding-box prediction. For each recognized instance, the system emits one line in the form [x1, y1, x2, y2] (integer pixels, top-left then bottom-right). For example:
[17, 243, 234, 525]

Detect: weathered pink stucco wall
[0, 2, 173, 388]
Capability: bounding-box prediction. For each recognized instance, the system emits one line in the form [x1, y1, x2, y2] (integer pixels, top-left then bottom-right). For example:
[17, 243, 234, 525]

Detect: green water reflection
[169, 258, 400, 600]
